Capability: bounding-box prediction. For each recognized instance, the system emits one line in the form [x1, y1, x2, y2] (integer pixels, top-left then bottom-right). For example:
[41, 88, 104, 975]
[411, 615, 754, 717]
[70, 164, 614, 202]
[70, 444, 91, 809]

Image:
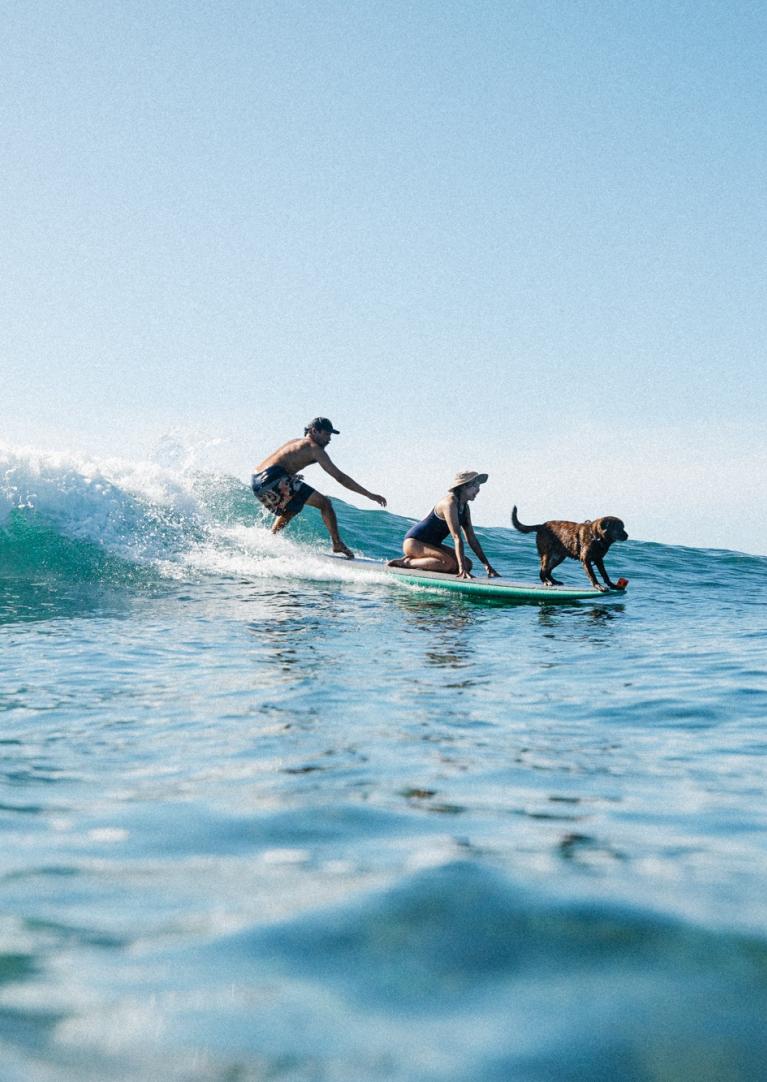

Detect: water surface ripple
[1, 457, 766, 1079]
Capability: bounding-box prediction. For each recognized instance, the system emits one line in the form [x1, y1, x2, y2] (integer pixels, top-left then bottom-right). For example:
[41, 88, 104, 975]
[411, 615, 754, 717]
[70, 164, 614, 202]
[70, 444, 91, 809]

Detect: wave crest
[0, 443, 390, 591]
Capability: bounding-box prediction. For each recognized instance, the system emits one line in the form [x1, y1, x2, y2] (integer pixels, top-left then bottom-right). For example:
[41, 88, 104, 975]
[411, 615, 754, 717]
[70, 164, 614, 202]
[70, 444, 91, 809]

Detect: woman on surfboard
[388, 470, 499, 580]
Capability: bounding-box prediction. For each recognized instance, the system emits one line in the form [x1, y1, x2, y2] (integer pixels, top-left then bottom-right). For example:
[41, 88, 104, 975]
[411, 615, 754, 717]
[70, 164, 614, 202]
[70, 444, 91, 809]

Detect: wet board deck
[322, 555, 628, 603]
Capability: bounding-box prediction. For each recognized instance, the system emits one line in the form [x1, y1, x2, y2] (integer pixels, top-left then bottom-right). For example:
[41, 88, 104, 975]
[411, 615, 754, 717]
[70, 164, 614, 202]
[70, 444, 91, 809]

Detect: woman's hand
[457, 567, 474, 580]
[485, 564, 500, 578]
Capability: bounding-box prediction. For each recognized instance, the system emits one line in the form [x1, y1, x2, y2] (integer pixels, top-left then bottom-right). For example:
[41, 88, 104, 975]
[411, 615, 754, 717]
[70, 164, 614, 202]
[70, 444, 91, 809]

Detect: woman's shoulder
[435, 492, 463, 517]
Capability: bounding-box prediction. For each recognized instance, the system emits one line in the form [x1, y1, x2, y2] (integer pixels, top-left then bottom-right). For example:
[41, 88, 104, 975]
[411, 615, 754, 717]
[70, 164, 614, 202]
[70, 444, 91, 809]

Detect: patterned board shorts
[251, 465, 314, 516]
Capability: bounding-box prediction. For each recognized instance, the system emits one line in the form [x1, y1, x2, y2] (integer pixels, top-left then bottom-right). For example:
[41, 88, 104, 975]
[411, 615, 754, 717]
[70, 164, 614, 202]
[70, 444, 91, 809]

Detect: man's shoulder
[297, 437, 326, 459]
[282, 437, 327, 468]
[279, 436, 316, 457]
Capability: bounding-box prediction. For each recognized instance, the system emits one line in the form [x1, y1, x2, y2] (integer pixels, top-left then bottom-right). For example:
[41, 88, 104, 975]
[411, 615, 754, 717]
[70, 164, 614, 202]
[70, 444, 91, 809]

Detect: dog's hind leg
[540, 553, 565, 586]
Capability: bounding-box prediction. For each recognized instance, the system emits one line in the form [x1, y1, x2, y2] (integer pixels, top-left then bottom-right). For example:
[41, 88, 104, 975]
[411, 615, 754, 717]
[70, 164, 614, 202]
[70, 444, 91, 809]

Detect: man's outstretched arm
[315, 450, 387, 506]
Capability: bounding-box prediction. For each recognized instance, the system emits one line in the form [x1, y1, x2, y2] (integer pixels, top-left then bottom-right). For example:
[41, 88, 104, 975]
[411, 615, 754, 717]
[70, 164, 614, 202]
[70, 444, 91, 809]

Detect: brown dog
[511, 506, 628, 591]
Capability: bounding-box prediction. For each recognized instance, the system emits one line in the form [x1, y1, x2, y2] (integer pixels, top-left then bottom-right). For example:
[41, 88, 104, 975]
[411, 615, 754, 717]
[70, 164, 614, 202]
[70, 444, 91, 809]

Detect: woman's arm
[441, 495, 472, 578]
[462, 509, 500, 577]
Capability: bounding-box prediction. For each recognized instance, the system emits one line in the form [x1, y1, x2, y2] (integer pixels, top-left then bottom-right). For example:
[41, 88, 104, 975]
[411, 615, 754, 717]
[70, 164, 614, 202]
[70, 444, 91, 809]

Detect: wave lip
[2, 442, 188, 548]
[0, 443, 390, 595]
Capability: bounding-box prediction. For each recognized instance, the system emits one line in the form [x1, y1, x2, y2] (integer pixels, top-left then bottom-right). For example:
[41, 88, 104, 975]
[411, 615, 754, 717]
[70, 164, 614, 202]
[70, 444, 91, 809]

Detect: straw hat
[448, 470, 488, 491]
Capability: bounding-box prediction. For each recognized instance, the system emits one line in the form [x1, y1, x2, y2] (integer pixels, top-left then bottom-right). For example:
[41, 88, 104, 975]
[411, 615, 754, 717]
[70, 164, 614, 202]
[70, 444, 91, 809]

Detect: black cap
[307, 417, 340, 434]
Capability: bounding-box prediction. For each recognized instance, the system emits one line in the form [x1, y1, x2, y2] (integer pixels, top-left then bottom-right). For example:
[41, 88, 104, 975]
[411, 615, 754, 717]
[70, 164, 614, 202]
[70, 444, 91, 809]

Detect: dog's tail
[511, 506, 540, 533]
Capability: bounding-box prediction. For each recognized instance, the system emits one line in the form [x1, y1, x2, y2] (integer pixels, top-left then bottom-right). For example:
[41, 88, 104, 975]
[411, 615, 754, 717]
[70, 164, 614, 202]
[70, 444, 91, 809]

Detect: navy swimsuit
[405, 506, 467, 546]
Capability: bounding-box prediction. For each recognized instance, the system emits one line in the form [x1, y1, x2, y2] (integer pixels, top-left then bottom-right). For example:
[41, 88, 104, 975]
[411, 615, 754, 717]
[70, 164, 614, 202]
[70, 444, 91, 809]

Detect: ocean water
[2, 443, 767, 1082]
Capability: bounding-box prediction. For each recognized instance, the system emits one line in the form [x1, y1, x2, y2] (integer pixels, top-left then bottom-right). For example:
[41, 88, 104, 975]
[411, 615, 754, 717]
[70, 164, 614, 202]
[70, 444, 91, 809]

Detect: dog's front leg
[593, 555, 617, 590]
[583, 560, 608, 591]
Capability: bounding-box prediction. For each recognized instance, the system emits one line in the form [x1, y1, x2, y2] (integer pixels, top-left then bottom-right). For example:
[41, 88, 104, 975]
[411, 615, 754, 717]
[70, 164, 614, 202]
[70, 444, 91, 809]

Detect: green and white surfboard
[322, 555, 627, 602]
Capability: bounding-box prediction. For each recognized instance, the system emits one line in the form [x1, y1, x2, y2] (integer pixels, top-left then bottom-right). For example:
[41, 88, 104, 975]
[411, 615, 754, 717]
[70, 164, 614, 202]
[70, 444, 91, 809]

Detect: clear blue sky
[3, 1, 765, 553]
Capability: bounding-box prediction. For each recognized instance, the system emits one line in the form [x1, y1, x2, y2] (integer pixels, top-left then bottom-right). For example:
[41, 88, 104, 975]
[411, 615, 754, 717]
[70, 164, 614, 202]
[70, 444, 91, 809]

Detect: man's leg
[266, 478, 312, 538]
[304, 491, 354, 558]
[271, 511, 297, 533]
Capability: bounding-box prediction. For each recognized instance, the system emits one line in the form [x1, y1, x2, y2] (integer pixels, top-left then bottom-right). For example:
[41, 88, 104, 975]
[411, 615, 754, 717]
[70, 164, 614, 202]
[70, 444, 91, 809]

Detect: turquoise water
[2, 446, 767, 1080]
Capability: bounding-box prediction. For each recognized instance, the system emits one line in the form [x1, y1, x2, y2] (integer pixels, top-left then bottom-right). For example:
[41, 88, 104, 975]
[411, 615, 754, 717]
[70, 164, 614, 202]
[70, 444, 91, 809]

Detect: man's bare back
[251, 417, 386, 558]
[255, 436, 328, 477]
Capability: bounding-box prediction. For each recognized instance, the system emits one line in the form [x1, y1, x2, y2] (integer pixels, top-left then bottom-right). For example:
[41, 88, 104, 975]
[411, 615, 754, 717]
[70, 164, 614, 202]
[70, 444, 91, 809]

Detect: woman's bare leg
[389, 539, 470, 574]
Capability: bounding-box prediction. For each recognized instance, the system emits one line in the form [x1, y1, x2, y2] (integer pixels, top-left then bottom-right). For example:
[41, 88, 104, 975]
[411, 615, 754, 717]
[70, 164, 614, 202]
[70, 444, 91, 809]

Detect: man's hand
[485, 564, 500, 578]
[369, 493, 387, 507]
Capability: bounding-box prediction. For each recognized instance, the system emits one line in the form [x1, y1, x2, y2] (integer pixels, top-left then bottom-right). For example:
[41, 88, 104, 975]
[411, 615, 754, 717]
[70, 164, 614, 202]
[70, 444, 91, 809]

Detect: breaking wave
[2, 441, 764, 610]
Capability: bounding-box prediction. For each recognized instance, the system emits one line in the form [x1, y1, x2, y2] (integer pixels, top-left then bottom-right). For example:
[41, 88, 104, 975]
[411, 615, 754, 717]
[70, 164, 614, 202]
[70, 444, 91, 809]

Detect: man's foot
[387, 557, 412, 568]
[333, 543, 355, 559]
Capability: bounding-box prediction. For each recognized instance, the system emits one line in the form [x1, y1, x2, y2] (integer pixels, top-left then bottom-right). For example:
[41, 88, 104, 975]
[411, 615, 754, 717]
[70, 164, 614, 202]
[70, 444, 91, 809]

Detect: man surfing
[252, 417, 387, 558]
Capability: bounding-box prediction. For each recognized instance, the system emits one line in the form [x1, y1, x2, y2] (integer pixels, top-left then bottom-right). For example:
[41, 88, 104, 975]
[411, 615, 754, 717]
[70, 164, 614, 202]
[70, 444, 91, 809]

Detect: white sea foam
[1, 440, 203, 557]
[0, 439, 387, 586]
[178, 522, 386, 585]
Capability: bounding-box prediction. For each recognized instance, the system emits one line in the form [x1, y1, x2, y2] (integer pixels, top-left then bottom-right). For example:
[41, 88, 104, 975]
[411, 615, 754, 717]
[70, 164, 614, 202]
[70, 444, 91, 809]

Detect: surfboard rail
[321, 555, 628, 603]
